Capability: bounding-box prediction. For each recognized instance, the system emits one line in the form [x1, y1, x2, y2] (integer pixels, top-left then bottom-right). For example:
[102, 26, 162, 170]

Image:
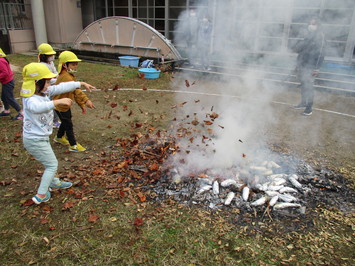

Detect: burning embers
[158, 157, 309, 214]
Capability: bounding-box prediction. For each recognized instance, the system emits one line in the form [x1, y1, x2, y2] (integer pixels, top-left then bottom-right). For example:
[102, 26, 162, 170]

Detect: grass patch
[0, 54, 354, 265]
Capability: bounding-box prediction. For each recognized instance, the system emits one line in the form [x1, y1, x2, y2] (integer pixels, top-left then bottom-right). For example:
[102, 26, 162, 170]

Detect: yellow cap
[0, 48, 6, 57]
[20, 63, 57, 97]
[38, 43, 56, 55]
[58, 51, 81, 73]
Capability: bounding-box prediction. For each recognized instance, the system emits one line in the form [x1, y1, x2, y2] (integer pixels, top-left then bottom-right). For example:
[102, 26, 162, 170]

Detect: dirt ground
[268, 87, 355, 179]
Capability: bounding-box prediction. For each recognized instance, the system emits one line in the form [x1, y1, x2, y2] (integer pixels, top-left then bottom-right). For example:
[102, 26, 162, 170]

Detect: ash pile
[147, 152, 354, 216]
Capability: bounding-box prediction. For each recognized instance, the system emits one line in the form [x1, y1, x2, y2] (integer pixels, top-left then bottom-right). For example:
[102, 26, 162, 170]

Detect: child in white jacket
[20, 63, 96, 204]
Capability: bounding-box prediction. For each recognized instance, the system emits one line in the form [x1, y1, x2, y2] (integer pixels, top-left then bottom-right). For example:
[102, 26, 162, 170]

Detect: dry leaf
[40, 218, 49, 225]
[21, 199, 34, 206]
[133, 217, 144, 227]
[88, 215, 99, 223]
[137, 192, 146, 202]
[62, 201, 75, 210]
[149, 163, 159, 171]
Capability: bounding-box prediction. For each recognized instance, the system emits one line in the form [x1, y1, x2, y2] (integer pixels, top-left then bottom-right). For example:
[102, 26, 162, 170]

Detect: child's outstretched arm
[80, 82, 96, 92]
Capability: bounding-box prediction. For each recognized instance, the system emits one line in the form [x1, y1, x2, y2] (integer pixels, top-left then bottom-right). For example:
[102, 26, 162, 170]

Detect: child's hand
[81, 105, 87, 114]
[80, 82, 96, 92]
[86, 100, 95, 109]
[54, 98, 72, 107]
[81, 100, 95, 114]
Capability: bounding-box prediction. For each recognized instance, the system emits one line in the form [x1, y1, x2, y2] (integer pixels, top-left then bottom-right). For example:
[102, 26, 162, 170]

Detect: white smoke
[166, 0, 353, 178]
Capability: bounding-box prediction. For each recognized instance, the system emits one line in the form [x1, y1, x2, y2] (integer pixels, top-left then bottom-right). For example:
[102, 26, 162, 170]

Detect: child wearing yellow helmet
[53, 51, 95, 152]
[38, 43, 58, 83]
[37, 43, 61, 128]
[21, 62, 96, 204]
[0, 48, 24, 120]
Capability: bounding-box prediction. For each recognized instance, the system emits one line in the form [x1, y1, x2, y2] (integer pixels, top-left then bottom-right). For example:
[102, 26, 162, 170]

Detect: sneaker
[69, 143, 86, 152]
[0, 111, 10, 117]
[49, 181, 72, 190]
[302, 108, 313, 116]
[54, 136, 69, 145]
[32, 191, 51, 204]
[12, 113, 24, 120]
[53, 121, 61, 128]
[292, 104, 306, 109]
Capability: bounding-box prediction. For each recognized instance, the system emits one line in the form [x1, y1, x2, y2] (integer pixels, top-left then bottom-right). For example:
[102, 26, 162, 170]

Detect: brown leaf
[149, 163, 159, 171]
[133, 217, 144, 227]
[204, 120, 213, 125]
[0, 180, 13, 186]
[42, 205, 54, 212]
[62, 201, 75, 210]
[22, 198, 34, 206]
[115, 160, 128, 169]
[191, 119, 199, 126]
[137, 192, 146, 202]
[110, 102, 118, 108]
[210, 112, 219, 120]
[74, 194, 83, 199]
[88, 215, 99, 223]
[185, 80, 190, 87]
[142, 87, 148, 91]
[113, 84, 120, 90]
[40, 217, 49, 225]
[92, 168, 104, 175]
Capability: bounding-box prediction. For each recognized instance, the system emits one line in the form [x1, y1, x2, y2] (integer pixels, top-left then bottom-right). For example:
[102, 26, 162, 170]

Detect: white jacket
[22, 81, 81, 139]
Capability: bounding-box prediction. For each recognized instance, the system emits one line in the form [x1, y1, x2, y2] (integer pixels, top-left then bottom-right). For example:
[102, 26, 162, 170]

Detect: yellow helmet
[0, 48, 6, 57]
[38, 43, 56, 55]
[20, 63, 57, 97]
[58, 51, 81, 73]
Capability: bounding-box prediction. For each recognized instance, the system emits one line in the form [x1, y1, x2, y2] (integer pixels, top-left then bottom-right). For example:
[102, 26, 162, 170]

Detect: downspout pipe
[31, 0, 48, 47]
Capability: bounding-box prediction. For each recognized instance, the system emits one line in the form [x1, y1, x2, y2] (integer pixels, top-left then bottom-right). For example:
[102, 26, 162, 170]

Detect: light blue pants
[23, 138, 60, 194]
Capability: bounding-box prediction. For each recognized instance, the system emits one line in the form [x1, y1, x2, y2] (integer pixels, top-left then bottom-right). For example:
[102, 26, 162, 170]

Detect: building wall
[0, 0, 34, 53]
[8, 29, 35, 53]
[82, 0, 355, 62]
[43, 0, 83, 47]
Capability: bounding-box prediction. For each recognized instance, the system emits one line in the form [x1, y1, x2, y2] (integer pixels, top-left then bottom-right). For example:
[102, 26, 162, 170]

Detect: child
[37, 43, 61, 128]
[0, 48, 24, 120]
[20, 62, 95, 204]
[53, 51, 95, 152]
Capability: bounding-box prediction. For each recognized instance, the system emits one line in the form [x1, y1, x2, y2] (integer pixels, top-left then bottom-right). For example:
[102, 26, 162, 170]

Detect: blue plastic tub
[119, 56, 140, 67]
[138, 68, 161, 79]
